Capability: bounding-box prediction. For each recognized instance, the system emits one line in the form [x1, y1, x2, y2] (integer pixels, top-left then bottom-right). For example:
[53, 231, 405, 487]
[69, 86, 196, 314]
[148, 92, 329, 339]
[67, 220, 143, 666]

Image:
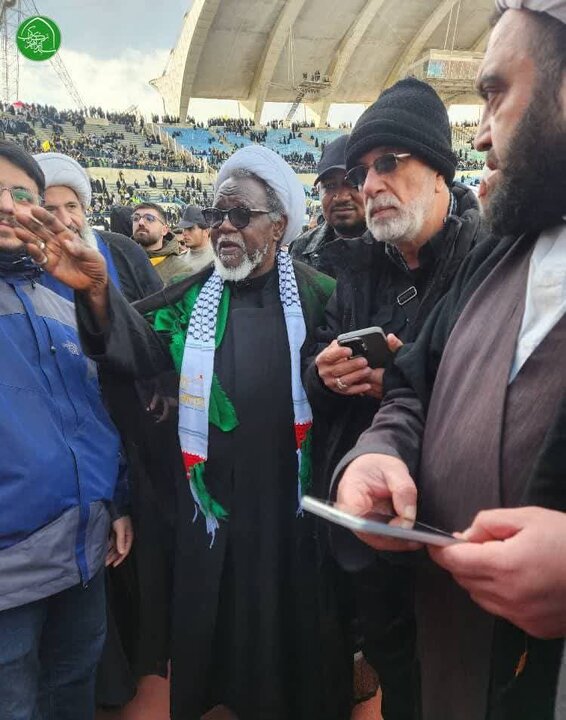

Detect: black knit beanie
[345, 78, 458, 184]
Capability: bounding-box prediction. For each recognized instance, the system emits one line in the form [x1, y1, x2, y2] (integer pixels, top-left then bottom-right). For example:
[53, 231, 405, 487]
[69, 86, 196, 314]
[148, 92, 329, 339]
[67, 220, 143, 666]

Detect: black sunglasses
[202, 206, 271, 229]
[345, 153, 411, 189]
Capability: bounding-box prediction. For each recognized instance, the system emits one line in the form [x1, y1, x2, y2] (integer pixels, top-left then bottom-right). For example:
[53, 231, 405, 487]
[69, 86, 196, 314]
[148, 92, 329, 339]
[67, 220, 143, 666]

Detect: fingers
[354, 530, 422, 553]
[428, 540, 504, 579]
[317, 349, 371, 396]
[386, 471, 417, 522]
[460, 507, 530, 542]
[105, 540, 119, 567]
[316, 340, 352, 364]
[387, 333, 404, 353]
[19, 205, 70, 235]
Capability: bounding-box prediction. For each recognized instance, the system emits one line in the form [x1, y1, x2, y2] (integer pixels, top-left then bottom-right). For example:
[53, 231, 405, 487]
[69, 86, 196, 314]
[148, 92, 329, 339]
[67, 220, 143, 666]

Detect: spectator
[291, 135, 366, 276]
[175, 205, 214, 276]
[131, 201, 195, 284]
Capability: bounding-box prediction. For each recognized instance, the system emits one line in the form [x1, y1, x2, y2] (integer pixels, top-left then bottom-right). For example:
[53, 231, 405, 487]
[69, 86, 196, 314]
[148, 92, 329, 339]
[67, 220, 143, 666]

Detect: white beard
[212, 234, 269, 282]
[365, 188, 432, 249]
[78, 223, 99, 250]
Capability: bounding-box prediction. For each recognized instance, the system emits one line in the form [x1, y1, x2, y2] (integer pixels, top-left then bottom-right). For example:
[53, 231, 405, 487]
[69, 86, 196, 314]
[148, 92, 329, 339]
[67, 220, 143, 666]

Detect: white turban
[495, 0, 566, 23]
[33, 152, 92, 208]
[215, 145, 306, 247]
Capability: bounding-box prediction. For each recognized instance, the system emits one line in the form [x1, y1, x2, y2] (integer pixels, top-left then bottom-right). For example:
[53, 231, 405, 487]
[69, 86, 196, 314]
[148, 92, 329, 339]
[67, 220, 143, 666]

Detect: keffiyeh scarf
[178, 251, 313, 544]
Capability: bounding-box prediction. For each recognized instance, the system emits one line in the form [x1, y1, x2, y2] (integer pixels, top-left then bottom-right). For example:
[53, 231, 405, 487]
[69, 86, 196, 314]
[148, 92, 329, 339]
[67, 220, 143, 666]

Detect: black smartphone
[336, 326, 391, 368]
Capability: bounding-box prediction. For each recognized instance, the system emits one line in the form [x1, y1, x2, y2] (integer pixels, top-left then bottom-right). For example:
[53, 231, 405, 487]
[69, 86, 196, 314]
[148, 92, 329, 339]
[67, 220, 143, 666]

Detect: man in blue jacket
[0, 140, 133, 720]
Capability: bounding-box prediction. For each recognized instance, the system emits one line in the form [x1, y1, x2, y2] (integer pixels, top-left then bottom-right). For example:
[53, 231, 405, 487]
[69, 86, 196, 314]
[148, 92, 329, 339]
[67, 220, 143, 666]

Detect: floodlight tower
[0, 0, 23, 103]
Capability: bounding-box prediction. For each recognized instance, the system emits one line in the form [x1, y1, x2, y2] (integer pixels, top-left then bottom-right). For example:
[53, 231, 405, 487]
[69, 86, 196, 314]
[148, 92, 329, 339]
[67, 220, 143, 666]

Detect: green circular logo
[17, 16, 61, 61]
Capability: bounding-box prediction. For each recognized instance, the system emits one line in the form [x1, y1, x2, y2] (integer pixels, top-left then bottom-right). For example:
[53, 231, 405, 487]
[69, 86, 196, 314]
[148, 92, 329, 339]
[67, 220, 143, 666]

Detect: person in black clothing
[334, 6, 566, 719]
[290, 135, 367, 277]
[303, 78, 486, 719]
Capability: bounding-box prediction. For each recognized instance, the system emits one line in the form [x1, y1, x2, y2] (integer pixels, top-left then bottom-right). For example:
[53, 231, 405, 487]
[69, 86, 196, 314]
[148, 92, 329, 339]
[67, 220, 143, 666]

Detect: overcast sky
[17, 1, 480, 124]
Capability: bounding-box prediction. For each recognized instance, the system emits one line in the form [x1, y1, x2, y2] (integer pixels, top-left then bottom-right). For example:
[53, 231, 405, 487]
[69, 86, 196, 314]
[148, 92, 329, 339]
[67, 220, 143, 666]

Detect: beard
[212, 233, 269, 282]
[78, 222, 99, 249]
[485, 88, 566, 237]
[365, 187, 432, 249]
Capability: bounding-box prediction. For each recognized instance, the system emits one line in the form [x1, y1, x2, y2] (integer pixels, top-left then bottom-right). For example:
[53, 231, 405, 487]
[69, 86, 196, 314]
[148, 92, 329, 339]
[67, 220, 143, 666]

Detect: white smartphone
[301, 496, 462, 547]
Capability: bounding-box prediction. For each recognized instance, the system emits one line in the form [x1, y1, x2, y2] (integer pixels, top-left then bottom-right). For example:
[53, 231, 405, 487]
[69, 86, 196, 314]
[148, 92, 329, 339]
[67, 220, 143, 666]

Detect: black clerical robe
[78, 263, 351, 720]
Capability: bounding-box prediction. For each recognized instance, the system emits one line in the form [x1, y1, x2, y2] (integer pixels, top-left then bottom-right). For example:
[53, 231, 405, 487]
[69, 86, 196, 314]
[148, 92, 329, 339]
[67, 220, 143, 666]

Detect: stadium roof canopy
[151, 0, 494, 126]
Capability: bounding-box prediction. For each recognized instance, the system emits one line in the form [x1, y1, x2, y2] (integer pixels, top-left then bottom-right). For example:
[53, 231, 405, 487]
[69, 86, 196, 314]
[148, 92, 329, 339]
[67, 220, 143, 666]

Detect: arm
[15, 206, 172, 379]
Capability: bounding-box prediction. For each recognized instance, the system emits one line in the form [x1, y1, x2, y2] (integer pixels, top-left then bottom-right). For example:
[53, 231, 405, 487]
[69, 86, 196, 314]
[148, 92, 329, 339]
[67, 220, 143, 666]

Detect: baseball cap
[177, 205, 206, 229]
[314, 135, 349, 185]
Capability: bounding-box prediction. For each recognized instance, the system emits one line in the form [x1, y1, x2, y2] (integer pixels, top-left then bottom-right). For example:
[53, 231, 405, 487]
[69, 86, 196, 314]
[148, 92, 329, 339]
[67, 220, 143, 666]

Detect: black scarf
[0, 250, 41, 280]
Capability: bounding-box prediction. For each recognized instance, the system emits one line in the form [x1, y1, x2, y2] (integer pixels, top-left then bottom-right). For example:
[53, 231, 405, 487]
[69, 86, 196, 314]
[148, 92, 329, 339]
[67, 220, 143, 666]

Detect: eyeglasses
[202, 206, 271, 229]
[0, 186, 42, 206]
[131, 212, 165, 225]
[345, 153, 411, 190]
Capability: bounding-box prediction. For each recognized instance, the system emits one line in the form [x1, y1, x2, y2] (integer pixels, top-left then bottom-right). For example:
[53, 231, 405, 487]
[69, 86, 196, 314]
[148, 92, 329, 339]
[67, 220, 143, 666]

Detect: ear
[434, 172, 446, 193]
[272, 214, 288, 244]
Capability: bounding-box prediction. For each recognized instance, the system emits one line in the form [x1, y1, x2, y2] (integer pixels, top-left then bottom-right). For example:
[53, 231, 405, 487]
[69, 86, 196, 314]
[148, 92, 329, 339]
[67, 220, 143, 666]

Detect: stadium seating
[163, 127, 225, 154]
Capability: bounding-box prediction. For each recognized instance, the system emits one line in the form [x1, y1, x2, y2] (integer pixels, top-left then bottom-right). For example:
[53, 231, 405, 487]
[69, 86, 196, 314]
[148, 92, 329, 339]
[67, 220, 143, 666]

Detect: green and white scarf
[179, 251, 313, 544]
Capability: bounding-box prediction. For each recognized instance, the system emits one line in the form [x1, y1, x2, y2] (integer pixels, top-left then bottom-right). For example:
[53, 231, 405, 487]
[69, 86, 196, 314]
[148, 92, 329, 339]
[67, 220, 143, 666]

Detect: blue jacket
[0, 246, 123, 611]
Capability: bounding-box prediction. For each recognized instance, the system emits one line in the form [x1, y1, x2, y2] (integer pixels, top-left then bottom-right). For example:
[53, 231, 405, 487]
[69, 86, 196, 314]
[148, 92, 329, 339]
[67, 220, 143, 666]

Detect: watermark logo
[17, 16, 61, 61]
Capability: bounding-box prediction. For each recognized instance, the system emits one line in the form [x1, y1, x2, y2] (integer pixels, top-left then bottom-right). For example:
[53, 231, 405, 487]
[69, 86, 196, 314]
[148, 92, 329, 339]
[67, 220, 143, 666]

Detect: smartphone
[301, 496, 462, 547]
[336, 326, 391, 368]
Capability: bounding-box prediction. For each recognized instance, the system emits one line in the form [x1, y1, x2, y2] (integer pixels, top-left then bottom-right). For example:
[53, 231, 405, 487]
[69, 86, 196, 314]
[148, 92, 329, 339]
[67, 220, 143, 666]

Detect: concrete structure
[150, 0, 493, 126]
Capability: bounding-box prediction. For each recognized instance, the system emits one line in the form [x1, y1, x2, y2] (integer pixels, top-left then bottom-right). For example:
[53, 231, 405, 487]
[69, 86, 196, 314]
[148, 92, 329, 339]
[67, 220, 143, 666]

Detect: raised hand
[14, 206, 108, 294]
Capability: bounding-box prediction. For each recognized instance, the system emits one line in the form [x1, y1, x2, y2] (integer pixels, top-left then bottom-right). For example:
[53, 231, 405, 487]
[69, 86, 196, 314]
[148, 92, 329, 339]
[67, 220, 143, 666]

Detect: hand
[362, 335, 404, 400]
[315, 340, 372, 396]
[106, 516, 134, 568]
[337, 454, 420, 551]
[429, 507, 566, 638]
[14, 206, 108, 295]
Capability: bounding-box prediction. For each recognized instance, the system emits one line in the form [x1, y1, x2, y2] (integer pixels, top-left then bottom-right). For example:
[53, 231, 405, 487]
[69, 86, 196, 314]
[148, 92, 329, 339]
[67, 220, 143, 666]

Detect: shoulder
[293, 259, 335, 299]
[132, 266, 213, 315]
[290, 223, 329, 257]
[98, 230, 150, 268]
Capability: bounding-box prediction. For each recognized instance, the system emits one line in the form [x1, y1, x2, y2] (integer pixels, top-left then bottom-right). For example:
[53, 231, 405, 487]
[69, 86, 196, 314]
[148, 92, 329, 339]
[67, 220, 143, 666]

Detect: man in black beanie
[303, 77, 485, 719]
[290, 134, 367, 277]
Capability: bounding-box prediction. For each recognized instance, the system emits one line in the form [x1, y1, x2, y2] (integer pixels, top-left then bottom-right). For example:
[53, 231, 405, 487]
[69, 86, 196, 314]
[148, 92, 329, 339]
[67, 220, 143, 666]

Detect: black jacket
[290, 221, 369, 278]
[303, 183, 485, 494]
[100, 230, 163, 302]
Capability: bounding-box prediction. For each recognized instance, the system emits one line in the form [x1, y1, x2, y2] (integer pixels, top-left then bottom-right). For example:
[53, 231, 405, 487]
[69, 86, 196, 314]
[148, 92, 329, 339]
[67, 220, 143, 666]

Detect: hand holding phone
[337, 326, 392, 369]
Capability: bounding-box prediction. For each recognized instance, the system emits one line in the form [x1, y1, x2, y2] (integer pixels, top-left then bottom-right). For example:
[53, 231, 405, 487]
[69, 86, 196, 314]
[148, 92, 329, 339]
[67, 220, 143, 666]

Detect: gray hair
[219, 168, 286, 222]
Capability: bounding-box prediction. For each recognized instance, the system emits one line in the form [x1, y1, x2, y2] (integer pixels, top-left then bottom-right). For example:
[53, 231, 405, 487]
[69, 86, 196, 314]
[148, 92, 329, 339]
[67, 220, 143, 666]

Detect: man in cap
[17, 145, 352, 720]
[335, 4, 566, 718]
[131, 201, 194, 285]
[290, 134, 367, 277]
[303, 78, 484, 719]
[174, 204, 214, 275]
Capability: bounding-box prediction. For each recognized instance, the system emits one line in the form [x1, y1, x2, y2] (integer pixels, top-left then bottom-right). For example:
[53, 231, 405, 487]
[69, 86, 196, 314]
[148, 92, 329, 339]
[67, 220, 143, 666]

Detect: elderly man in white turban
[16, 145, 352, 720]
[34, 152, 162, 302]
